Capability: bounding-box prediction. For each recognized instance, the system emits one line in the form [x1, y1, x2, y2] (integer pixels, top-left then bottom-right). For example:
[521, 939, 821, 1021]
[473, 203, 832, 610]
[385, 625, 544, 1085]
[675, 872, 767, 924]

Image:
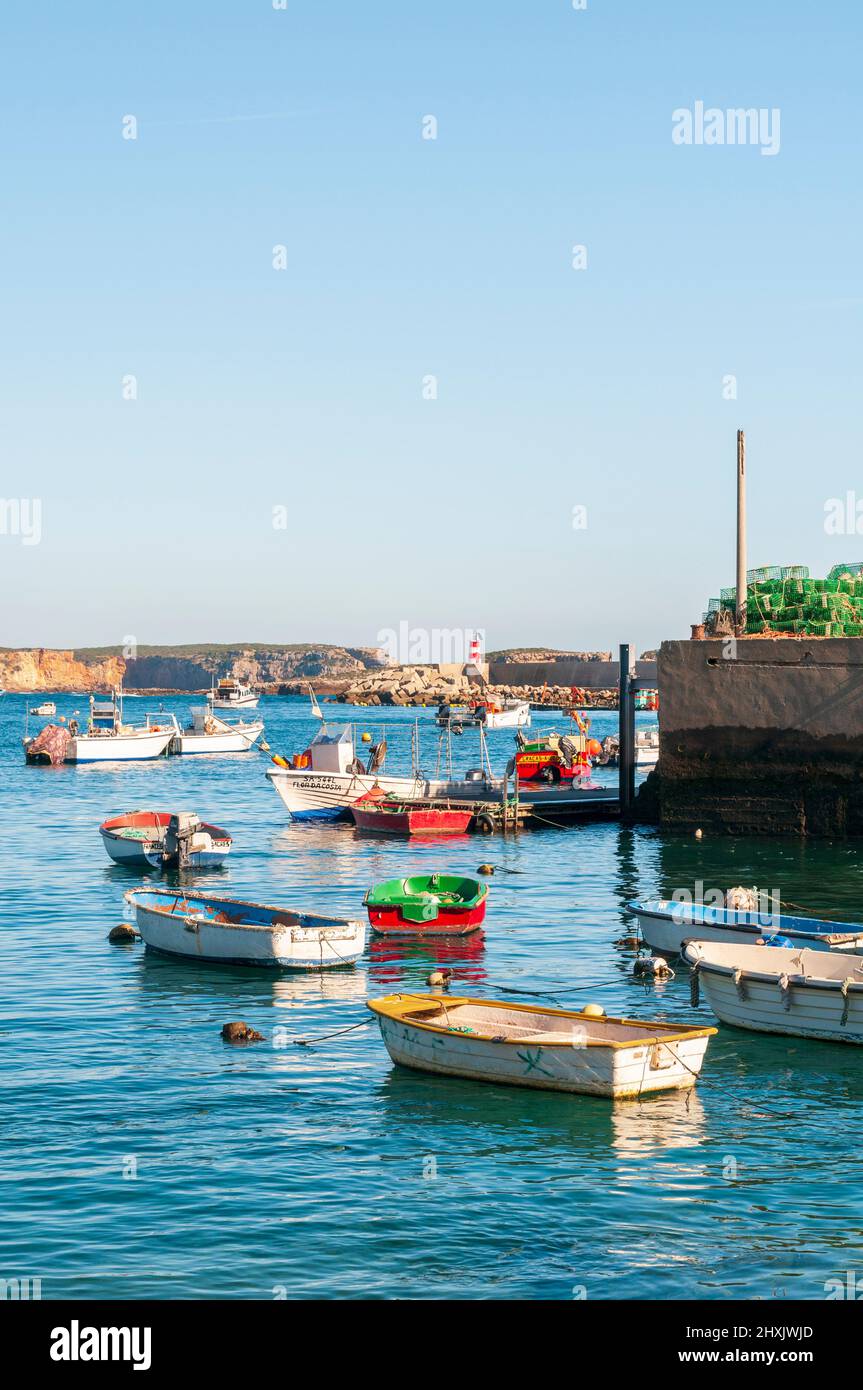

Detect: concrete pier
[652, 638, 863, 835]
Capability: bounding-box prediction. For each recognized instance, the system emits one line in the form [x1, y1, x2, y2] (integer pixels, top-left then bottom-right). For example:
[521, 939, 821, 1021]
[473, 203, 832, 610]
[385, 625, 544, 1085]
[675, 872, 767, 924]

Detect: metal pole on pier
[736, 429, 747, 635]
[618, 643, 635, 816]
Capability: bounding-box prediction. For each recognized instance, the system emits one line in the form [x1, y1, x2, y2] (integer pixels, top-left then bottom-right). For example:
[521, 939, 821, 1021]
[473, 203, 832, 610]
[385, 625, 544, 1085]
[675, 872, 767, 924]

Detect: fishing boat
[684, 940, 863, 1044]
[100, 811, 232, 868]
[124, 887, 366, 968]
[171, 704, 264, 754]
[364, 874, 488, 936]
[628, 898, 863, 956]
[367, 995, 716, 1098]
[514, 727, 593, 784]
[211, 677, 258, 710]
[29, 701, 56, 717]
[65, 692, 178, 763]
[23, 723, 72, 765]
[351, 794, 476, 836]
[437, 698, 531, 731]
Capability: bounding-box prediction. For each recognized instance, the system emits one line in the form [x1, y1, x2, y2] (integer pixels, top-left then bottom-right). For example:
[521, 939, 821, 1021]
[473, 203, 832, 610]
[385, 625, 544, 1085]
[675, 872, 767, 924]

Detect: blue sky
[1, 0, 861, 653]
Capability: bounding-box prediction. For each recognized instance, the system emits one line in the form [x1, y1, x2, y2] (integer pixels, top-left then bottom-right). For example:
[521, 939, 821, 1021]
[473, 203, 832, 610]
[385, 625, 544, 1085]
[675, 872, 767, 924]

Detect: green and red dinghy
[364, 874, 488, 937]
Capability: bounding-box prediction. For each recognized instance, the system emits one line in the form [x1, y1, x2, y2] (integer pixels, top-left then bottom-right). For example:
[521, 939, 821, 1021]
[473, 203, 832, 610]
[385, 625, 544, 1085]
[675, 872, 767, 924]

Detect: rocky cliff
[0, 644, 384, 693]
[0, 649, 126, 692]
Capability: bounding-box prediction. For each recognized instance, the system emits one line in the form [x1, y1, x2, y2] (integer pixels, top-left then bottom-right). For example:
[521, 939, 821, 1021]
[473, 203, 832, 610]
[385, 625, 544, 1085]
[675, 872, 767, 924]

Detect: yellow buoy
[582, 1003, 606, 1018]
[477, 863, 494, 875]
[361, 732, 372, 743]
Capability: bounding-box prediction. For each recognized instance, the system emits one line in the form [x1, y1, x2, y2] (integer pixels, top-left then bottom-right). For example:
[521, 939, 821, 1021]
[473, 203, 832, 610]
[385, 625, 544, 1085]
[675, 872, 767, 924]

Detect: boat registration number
[296, 776, 341, 792]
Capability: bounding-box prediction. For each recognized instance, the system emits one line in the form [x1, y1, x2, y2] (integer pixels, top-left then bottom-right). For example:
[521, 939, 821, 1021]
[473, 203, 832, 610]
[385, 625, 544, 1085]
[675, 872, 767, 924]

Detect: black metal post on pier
[618, 643, 636, 817]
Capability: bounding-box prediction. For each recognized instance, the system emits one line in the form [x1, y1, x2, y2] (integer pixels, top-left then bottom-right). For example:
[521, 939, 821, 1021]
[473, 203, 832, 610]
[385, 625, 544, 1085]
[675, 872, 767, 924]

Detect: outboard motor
[164, 812, 203, 869]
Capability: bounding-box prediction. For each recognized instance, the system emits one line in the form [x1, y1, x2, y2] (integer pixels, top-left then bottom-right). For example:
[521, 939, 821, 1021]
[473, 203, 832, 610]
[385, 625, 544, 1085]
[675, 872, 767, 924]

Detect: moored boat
[629, 898, 863, 956]
[367, 995, 716, 1098]
[67, 692, 178, 763]
[211, 677, 258, 710]
[29, 701, 56, 717]
[364, 874, 488, 935]
[171, 704, 264, 754]
[351, 796, 475, 836]
[685, 940, 863, 1044]
[124, 887, 366, 968]
[100, 811, 232, 868]
[437, 698, 531, 731]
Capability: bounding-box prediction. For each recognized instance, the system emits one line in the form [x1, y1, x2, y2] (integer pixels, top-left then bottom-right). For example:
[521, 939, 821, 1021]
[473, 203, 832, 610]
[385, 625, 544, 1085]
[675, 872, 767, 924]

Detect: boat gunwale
[367, 993, 716, 1049]
[124, 887, 363, 934]
[628, 898, 863, 943]
[684, 943, 863, 991]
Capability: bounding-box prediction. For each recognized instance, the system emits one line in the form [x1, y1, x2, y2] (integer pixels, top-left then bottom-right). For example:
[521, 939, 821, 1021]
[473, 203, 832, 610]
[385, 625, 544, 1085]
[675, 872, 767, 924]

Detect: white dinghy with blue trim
[628, 899, 863, 957]
[125, 888, 366, 968]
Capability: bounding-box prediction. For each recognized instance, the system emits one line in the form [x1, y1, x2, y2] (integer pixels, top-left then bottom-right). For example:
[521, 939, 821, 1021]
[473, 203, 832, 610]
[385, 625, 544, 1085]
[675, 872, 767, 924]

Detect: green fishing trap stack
[707, 564, 863, 636]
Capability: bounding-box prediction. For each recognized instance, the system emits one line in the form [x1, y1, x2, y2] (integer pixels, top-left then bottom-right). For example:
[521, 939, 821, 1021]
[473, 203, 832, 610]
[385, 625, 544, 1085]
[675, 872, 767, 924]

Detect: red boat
[350, 798, 474, 836]
[364, 874, 488, 936]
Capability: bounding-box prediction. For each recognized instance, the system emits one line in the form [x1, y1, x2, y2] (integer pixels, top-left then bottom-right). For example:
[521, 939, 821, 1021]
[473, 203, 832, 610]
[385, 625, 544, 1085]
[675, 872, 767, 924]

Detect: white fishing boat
[368, 995, 716, 1098]
[211, 677, 258, 710]
[684, 940, 863, 1044]
[266, 722, 615, 819]
[124, 887, 366, 968]
[629, 898, 863, 956]
[437, 698, 531, 731]
[171, 704, 264, 754]
[635, 728, 659, 766]
[29, 701, 56, 717]
[66, 692, 178, 763]
[100, 811, 232, 868]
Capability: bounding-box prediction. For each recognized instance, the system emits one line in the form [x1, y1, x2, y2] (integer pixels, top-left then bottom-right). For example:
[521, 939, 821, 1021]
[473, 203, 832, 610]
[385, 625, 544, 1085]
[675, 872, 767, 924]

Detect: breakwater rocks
[334, 666, 618, 708]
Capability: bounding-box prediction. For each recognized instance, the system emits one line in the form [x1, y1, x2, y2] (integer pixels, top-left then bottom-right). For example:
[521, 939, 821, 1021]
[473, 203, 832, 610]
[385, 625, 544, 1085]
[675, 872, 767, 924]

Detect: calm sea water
[2, 694, 862, 1301]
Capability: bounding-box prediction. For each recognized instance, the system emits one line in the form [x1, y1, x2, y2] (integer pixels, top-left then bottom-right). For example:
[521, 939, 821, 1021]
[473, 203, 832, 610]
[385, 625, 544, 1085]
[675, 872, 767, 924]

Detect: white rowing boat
[628, 898, 863, 955]
[125, 887, 366, 968]
[684, 940, 863, 1043]
[367, 994, 716, 1098]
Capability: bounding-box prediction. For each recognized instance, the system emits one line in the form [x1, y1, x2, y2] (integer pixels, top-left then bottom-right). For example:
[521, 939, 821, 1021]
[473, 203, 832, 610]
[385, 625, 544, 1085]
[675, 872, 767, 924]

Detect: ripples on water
[2, 696, 862, 1299]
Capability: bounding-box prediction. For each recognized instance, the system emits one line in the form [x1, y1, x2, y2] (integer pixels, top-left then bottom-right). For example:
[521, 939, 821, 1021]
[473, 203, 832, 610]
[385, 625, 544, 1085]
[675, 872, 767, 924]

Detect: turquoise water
[2, 694, 863, 1301]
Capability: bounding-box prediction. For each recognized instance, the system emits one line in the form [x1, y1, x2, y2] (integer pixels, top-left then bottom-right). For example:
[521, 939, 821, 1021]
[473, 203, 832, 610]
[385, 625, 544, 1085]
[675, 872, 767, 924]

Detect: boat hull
[126, 890, 365, 968]
[369, 996, 714, 1099]
[267, 767, 613, 819]
[172, 724, 263, 754]
[68, 730, 174, 762]
[630, 900, 863, 956]
[685, 942, 863, 1043]
[352, 805, 474, 835]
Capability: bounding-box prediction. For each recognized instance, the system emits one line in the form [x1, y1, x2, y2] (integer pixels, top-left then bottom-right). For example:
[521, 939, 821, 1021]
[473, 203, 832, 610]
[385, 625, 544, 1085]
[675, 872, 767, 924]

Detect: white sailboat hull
[212, 696, 258, 710]
[68, 729, 175, 762]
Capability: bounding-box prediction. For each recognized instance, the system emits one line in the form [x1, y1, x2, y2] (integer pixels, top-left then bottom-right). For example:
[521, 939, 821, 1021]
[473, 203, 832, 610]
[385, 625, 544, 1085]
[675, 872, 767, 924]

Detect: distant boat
[66, 691, 178, 763]
[685, 940, 863, 1044]
[437, 698, 531, 731]
[29, 701, 56, 717]
[364, 874, 488, 936]
[212, 677, 258, 710]
[629, 899, 863, 956]
[171, 704, 264, 754]
[124, 887, 366, 968]
[368, 994, 716, 1098]
[100, 811, 232, 868]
